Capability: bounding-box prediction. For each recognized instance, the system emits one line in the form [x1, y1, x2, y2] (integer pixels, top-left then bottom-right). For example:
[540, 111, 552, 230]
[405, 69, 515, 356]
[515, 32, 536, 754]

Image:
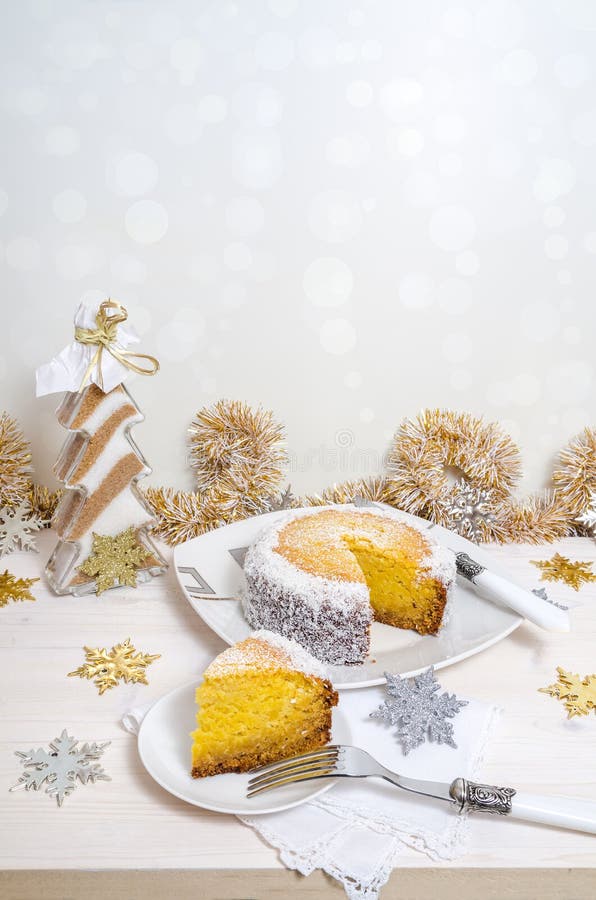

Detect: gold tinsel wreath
[552, 426, 596, 526]
[385, 409, 523, 527]
[0, 413, 32, 508]
[188, 399, 286, 516]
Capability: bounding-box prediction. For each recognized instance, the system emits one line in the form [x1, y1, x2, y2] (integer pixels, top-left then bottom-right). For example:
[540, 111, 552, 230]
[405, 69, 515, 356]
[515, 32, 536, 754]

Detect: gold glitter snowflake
[68, 637, 161, 694]
[0, 570, 39, 607]
[539, 667, 596, 718]
[531, 552, 596, 591]
[77, 527, 150, 594]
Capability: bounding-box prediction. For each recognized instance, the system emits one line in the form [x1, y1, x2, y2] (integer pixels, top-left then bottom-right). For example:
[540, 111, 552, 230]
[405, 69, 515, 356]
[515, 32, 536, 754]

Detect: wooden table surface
[2, 530, 596, 899]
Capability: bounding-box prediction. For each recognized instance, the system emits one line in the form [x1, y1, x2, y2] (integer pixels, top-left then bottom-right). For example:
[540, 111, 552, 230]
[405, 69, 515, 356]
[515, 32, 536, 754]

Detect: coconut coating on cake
[242, 505, 455, 666]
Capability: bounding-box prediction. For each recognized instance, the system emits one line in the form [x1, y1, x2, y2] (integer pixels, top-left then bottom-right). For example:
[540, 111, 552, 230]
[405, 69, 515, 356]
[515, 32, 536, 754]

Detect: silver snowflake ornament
[371, 667, 468, 755]
[10, 729, 110, 806]
[443, 479, 495, 542]
[0, 501, 43, 556]
[577, 493, 596, 539]
[267, 484, 296, 511]
[532, 586, 569, 611]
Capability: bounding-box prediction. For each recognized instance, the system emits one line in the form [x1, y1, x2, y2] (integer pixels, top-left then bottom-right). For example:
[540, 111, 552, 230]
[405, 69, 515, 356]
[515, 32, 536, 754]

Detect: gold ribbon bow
[74, 299, 159, 392]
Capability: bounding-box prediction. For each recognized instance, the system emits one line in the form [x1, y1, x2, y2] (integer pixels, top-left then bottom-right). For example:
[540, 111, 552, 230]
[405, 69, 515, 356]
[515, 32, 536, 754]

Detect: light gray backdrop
[1, 0, 594, 496]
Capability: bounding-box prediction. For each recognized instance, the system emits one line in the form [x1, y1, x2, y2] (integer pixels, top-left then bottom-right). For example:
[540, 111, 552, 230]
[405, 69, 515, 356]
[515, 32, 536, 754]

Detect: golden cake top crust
[203, 630, 329, 681]
[275, 508, 432, 582]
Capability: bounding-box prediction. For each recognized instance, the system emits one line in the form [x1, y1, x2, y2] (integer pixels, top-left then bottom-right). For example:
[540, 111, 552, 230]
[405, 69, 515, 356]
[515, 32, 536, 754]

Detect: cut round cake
[242, 505, 456, 666]
[190, 630, 338, 778]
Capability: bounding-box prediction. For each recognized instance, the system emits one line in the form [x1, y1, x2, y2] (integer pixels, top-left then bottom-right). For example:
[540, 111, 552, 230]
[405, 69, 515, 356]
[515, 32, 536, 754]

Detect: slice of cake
[242, 505, 455, 666]
[191, 630, 338, 778]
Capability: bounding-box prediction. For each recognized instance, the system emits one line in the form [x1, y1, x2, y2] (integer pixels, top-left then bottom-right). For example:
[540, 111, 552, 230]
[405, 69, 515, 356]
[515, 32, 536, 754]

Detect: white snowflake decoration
[371, 667, 468, 755]
[577, 492, 596, 539]
[442, 479, 495, 542]
[10, 729, 110, 806]
[0, 501, 43, 556]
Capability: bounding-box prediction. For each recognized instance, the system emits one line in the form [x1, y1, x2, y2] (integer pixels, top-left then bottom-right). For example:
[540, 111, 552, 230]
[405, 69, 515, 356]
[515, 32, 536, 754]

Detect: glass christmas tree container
[37, 298, 166, 596]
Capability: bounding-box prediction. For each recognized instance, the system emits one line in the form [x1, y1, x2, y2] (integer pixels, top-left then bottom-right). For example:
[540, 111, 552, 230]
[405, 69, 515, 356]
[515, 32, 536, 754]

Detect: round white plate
[137, 679, 351, 815]
[173, 506, 522, 690]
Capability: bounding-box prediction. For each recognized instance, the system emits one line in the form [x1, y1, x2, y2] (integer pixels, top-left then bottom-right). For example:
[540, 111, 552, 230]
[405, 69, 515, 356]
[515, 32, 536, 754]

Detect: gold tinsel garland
[304, 475, 395, 508]
[552, 426, 596, 526]
[188, 399, 286, 513]
[26, 482, 63, 525]
[144, 406, 596, 548]
[0, 413, 32, 508]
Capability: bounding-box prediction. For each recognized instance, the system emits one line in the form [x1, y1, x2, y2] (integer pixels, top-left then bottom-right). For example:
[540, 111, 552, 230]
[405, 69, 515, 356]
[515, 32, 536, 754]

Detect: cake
[242, 505, 455, 666]
[46, 383, 165, 594]
[191, 630, 338, 778]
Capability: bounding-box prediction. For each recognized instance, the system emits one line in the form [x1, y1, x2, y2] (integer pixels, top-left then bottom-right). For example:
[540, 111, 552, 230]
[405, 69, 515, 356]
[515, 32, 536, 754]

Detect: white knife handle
[455, 553, 570, 631]
[510, 791, 596, 834]
[473, 569, 569, 631]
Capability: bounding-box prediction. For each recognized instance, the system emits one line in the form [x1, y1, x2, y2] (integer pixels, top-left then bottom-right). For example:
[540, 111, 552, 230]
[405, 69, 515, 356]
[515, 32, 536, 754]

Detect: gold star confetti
[77, 527, 150, 594]
[68, 637, 161, 695]
[531, 552, 596, 591]
[0, 569, 39, 607]
[539, 667, 596, 718]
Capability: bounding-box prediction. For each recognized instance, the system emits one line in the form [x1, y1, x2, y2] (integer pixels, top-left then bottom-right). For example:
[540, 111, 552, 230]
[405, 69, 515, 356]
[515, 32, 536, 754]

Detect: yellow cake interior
[191, 637, 337, 778]
[275, 509, 447, 636]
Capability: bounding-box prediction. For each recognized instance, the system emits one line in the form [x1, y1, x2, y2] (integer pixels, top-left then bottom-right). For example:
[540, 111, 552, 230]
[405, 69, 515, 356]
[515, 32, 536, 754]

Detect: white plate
[137, 679, 351, 815]
[173, 507, 522, 690]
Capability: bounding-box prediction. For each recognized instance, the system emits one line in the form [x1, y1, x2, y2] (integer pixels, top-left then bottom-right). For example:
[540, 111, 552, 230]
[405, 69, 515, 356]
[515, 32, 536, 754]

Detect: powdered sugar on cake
[205, 629, 330, 681]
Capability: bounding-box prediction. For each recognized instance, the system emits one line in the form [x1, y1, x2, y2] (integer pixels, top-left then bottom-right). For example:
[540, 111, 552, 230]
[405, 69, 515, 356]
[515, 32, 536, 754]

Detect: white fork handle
[510, 791, 596, 834]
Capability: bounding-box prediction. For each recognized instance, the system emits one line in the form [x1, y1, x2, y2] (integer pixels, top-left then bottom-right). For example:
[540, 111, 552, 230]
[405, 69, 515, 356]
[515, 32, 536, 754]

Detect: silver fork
[247, 744, 596, 834]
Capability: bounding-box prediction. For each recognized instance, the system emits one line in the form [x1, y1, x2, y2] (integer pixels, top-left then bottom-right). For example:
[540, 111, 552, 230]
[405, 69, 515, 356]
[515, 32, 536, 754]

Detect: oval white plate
[173, 506, 522, 690]
[138, 679, 351, 815]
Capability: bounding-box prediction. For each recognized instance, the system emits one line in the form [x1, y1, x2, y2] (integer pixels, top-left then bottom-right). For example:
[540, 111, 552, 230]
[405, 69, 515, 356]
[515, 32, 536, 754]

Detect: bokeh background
[1, 0, 594, 497]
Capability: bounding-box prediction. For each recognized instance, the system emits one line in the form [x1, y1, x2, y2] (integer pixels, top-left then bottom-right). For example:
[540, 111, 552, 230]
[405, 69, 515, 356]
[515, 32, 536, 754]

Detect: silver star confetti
[371, 667, 468, 755]
[10, 729, 110, 806]
[531, 586, 569, 611]
[443, 479, 495, 542]
[0, 501, 43, 557]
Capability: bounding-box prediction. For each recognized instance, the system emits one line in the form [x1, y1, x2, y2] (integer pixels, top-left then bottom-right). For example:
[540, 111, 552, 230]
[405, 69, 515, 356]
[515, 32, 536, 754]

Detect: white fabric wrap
[35, 298, 141, 396]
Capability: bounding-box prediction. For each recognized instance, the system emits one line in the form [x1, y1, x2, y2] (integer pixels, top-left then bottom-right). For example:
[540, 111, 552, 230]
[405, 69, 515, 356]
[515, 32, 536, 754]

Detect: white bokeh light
[533, 158, 576, 203]
[388, 127, 424, 157]
[554, 52, 590, 88]
[157, 307, 206, 362]
[344, 370, 362, 389]
[499, 49, 537, 85]
[254, 31, 295, 70]
[379, 79, 423, 119]
[164, 103, 201, 145]
[5, 236, 40, 271]
[52, 189, 87, 223]
[520, 301, 560, 341]
[232, 132, 283, 189]
[573, 110, 596, 147]
[45, 125, 80, 156]
[55, 244, 103, 280]
[319, 318, 357, 354]
[346, 80, 373, 107]
[429, 205, 476, 251]
[225, 196, 265, 236]
[110, 254, 147, 284]
[437, 277, 474, 314]
[308, 190, 363, 243]
[223, 242, 253, 272]
[113, 152, 158, 196]
[303, 257, 354, 307]
[125, 200, 169, 244]
[232, 83, 284, 127]
[544, 234, 568, 260]
[398, 272, 435, 309]
[326, 133, 370, 167]
[198, 95, 228, 123]
[456, 250, 480, 276]
[442, 332, 472, 363]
